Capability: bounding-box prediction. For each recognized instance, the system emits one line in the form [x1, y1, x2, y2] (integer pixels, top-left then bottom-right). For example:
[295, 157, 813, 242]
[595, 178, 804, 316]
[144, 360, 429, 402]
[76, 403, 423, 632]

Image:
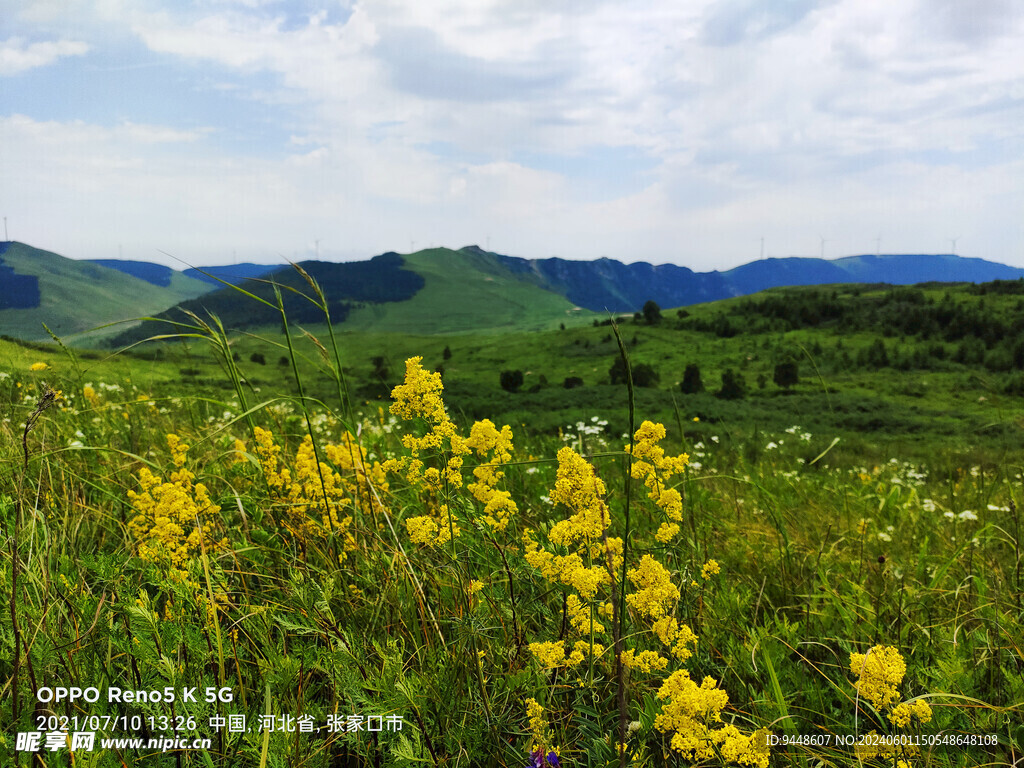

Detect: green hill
[0, 242, 210, 342]
[339, 247, 590, 333]
[111, 247, 593, 346]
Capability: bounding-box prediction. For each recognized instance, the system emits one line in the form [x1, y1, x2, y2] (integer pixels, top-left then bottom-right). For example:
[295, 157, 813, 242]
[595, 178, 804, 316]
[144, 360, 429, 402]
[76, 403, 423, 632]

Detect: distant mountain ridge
[494, 250, 1024, 312]
[5, 240, 1024, 343]
[86, 258, 281, 288]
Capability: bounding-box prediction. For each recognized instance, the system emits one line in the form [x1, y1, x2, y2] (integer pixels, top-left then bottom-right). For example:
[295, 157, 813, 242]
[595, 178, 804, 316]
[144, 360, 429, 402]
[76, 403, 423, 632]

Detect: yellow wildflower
[30, 361, 49, 371]
[465, 419, 518, 531]
[250, 427, 386, 556]
[127, 434, 225, 575]
[525, 698, 555, 755]
[701, 559, 721, 580]
[548, 446, 611, 548]
[626, 555, 680, 620]
[82, 384, 100, 408]
[655, 671, 730, 759]
[528, 642, 566, 668]
[655, 522, 680, 543]
[627, 421, 688, 523]
[566, 639, 604, 667]
[621, 649, 668, 674]
[850, 645, 906, 712]
[890, 699, 932, 728]
[566, 593, 604, 635]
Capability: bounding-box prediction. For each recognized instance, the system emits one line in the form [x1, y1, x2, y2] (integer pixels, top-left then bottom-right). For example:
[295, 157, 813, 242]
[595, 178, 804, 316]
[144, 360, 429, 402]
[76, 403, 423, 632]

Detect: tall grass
[0, 269, 1021, 767]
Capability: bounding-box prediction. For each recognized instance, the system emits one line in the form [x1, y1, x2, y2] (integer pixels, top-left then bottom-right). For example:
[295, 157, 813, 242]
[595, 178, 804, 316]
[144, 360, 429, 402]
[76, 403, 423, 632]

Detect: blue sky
[2, 0, 1022, 269]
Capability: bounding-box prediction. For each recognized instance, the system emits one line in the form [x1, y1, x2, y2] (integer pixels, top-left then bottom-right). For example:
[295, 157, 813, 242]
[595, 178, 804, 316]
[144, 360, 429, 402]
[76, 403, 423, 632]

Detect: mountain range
[2, 240, 1023, 342]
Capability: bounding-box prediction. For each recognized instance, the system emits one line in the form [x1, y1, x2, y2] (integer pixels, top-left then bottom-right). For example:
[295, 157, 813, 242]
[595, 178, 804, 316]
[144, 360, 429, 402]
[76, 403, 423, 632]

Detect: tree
[250, 352, 266, 365]
[371, 355, 390, 380]
[642, 300, 662, 325]
[442, 345, 452, 360]
[609, 357, 659, 387]
[860, 339, 889, 368]
[680, 363, 704, 394]
[773, 360, 799, 389]
[716, 369, 746, 400]
[500, 370, 524, 392]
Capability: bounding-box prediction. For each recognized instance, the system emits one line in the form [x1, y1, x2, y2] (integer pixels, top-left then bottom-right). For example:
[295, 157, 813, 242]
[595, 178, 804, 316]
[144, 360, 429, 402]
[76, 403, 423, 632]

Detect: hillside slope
[0, 242, 211, 341]
[111, 247, 591, 344]
[339, 247, 588, 334]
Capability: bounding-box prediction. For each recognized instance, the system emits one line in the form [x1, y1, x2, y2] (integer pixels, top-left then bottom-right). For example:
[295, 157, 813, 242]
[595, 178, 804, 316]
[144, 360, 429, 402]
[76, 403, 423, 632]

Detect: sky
[2, 0, 1023, 270]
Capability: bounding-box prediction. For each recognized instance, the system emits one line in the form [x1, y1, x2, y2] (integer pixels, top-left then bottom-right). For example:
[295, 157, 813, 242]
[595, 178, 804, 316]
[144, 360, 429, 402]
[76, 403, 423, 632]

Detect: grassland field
[1, 279, 1022, 767]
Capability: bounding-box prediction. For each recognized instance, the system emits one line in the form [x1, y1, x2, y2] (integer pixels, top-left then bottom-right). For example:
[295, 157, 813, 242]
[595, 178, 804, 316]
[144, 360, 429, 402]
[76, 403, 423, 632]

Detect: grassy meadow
[1, 276, 1023, 767]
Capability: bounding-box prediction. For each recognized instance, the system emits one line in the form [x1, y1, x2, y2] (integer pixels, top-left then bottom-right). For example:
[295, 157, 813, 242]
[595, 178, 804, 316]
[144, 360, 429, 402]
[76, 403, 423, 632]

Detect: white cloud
[2, 0, 1023, 267]
[0, 36, 89, 75]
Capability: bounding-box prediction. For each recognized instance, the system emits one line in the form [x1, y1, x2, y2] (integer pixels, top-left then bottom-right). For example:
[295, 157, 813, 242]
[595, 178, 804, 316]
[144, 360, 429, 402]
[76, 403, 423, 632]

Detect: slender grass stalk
[275, 285, 340, 564]
[609, 318, 635, 768]
[286, 262, 355, 425]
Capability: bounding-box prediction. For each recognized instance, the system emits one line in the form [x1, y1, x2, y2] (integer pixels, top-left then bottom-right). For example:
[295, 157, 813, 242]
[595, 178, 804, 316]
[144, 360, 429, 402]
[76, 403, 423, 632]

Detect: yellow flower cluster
[523, 530, 611, 602]
[515, 427, 767, 765]
[30, 361, 49, 371]
[383, 357, 468, 491]
[626, 555, 680, 619]
[652, 616, 698, 661]
[849, 645, 907, 712]
[528, 641, 568, 668]
[127, 434, 225, 574]
[627, 421, 689, 543]
[548, 446, 612, 547]
[850, 645, 932, 728]
[525, 698, 554, 754]
[890, 699, 933, 728]
[655, 671, 769, 767]
[405, 509, 459, 547]
[382, 357, 474, 546]
[523, 446, 624, 630]
[465, 419, 518, 531]
[528, 640, 605, 669]
[701, 559, 721, 580]
[250, 427, 387, 556]
[567, 593, 604, 635]
[82, 384, 101, 408]
[621, 649, 668, 674]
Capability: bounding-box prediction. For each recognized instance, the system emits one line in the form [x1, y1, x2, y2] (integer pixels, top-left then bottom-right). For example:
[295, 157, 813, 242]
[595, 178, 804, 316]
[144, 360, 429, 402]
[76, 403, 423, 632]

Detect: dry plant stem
[10, 473, 23, 723]
[275, 286, 340, 563]
[12, 386, 60, 723]
[610, 319, 635, 768]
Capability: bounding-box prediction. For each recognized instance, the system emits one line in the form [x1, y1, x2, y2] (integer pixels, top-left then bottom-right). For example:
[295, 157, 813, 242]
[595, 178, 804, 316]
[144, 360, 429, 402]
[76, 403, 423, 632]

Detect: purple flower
[526, 751, 561, 768]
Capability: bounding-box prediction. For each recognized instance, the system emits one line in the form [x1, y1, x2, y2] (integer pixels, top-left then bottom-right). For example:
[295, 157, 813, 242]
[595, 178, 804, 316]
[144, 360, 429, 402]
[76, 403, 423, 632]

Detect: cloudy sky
[2, 0, 1022, 269]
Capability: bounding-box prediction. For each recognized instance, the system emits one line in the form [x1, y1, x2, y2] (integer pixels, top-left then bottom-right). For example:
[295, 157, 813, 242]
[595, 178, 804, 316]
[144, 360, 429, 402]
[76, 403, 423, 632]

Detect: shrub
[642, 300, 662, 325]
[500, 369, 524, 392]
[609, 357, 659, 387]
[680, 363, 704, 394]
[773, 360, 799, 389]
[716, 368, 746, 399]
